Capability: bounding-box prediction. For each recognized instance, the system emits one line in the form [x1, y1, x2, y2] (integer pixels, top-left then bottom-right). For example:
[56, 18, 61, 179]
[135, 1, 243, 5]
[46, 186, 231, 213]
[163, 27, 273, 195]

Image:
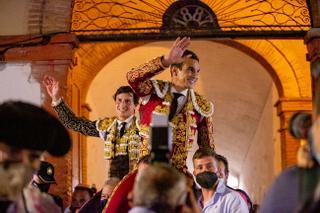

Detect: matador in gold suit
[127, 37, 215, 170]
[43, 76, 141, 179]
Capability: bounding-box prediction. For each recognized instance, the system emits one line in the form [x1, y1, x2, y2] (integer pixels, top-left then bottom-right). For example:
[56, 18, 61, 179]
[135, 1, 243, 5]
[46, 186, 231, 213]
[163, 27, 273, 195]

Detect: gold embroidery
[132, 80, 215, 169]
[193, 92, 214, 117]
[198, 116, 215, 149]
[99, 118, 142, 168]
[98, 117, 116, 130]
[127, 57, 164, 96]
[137, 81, 152, 95]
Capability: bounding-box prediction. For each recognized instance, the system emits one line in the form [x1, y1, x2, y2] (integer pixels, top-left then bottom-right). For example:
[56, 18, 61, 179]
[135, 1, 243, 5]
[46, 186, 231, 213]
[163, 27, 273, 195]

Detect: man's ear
[171, 66, 178, 77]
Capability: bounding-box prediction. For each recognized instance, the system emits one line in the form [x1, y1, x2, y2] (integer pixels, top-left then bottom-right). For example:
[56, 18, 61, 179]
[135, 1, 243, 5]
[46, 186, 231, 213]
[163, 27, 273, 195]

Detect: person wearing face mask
[30, 161, 64, 211]
[43, 76, 142, 179]
[216, 154, 253, 212]
[192, 148, 248, 213]
[0, 101, 71, 212]
[127, 37, 215, 171]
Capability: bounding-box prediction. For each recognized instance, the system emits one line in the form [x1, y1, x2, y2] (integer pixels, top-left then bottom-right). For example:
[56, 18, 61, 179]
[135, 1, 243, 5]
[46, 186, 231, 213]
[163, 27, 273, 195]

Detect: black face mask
[196, 171, 218, 189]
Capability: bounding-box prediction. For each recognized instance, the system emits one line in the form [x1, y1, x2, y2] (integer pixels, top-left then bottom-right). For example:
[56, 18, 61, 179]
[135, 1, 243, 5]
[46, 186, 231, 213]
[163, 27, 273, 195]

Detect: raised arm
[43, 75, 99, 137]
[126, 37, 190, 97]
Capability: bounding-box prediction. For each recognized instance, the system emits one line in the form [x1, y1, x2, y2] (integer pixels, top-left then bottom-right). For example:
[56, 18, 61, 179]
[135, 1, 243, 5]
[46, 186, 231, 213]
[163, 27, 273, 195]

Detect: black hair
[113, 86, 139, 106]
[171, 49, 199, 70]
[215, 154, 229, 176]
[75, 185, 95, 198]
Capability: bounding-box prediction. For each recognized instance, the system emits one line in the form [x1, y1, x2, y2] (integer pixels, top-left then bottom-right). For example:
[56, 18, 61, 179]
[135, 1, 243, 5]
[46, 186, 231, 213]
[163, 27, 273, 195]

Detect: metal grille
[71, 0, 311, 41]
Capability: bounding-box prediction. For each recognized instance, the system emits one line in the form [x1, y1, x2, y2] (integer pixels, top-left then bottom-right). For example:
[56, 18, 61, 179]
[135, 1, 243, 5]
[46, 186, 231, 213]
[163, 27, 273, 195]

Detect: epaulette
[191, 90, 214, 117]
[96, 117, 117, 131]
[151, 79, 170, 98]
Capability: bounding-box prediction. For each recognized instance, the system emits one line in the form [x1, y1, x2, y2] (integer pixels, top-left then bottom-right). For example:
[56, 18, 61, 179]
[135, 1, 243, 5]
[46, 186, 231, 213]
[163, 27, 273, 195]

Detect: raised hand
[42, 75, 61, 102]
[162, 37, 191, 67]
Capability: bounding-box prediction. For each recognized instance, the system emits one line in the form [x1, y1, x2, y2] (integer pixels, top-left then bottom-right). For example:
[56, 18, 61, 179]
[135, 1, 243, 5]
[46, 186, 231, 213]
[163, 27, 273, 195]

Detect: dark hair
[171, 49, 199, 70]
[0, 101, 71, 156]
[192, 148, 216, 162]
[113, 86, 139, 106]
[215, 154, 229, 176]
[75, 185, 95, 198]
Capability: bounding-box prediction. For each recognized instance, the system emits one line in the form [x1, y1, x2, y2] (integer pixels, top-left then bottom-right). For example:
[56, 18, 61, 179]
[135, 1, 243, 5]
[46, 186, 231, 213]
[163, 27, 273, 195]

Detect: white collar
[116, 115, 134, 125]
[171, 86, 188, 97]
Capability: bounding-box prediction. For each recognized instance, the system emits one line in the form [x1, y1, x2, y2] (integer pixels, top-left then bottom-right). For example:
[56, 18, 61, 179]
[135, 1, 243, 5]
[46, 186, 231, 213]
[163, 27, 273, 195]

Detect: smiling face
[115, 92, 136, 121]
[171, 58, 200, 91]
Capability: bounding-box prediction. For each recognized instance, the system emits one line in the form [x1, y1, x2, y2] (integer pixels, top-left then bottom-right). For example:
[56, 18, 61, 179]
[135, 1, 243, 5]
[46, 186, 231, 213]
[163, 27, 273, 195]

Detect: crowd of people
[2, 37, 319, 212]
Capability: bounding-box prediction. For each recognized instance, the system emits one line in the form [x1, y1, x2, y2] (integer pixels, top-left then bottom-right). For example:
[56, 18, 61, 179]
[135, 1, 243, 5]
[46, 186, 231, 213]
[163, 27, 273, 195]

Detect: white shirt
[199, 180, 249, 213]
[116, 115, 134, 132]
[170, 87, 188, 113]
[141, 85, 188, 112]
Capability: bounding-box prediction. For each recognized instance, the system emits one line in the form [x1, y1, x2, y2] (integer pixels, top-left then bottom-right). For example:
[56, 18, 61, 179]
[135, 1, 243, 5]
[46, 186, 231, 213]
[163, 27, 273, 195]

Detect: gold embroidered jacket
[127, 56, 215, 170]
[53, 100, 142, 169]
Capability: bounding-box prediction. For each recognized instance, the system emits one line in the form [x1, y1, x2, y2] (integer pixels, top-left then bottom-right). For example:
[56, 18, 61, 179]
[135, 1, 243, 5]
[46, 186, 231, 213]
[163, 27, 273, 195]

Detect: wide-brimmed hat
[0, 101, 71, 156]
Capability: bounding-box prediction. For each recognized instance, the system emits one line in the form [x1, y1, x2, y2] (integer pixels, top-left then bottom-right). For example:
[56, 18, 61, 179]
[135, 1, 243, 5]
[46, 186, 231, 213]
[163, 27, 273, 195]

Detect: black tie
[169, 93, 182, 121]
[119, 122, 127, 138]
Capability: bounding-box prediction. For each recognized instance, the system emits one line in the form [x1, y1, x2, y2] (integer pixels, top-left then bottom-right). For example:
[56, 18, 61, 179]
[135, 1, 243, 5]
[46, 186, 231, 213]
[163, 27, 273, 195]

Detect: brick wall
[28, 0, 72, 34]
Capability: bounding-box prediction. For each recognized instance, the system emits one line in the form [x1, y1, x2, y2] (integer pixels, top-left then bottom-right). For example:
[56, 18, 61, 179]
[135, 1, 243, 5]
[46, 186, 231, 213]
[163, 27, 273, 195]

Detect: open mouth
[188, 78, 197, 84]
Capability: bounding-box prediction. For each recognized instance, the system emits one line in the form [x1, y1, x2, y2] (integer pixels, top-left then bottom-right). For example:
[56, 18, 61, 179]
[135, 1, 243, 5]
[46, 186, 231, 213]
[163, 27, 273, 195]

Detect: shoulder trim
[151, 79, 170, 98]
[191, 90, 214, 117]
[96, 117, 117, 132]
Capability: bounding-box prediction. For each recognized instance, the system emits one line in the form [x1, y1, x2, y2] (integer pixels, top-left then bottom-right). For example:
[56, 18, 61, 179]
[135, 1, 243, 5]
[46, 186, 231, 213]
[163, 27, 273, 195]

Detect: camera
[150, 112, 170, 163]
[289, 112, 312, 139]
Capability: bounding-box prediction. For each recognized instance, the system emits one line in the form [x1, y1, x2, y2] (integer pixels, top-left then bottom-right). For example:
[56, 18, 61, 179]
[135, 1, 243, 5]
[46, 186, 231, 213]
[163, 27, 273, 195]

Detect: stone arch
[69, 38, 311, 184]
[72, 39, 310, 102]
[211, 39, 311, 99]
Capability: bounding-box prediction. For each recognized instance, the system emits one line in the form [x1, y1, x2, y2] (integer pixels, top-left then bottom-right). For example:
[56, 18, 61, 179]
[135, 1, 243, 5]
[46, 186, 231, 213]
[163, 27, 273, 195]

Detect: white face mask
[0, 162, 34, 201]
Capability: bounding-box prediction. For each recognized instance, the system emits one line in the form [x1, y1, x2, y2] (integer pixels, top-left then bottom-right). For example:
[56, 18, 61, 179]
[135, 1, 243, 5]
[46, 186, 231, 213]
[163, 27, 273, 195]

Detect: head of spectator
[192, 148, 219, 190]
[70, 184, 94, 212]
[136, 154, 152, 171]
[215, 154, 229, 185]
[170, 49, 200, 90]
[0, 101, 71, 201]
[101, 178, 120, 207]
[131, 163, 187, 213]
[113, 86, 139, 121]
[216, 154, 253, 212]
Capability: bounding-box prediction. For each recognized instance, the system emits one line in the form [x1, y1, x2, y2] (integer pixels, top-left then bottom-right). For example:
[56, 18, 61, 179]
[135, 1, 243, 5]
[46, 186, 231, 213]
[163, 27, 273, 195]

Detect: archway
[77, 39, 298, 203]
[66, 37, 311, 204]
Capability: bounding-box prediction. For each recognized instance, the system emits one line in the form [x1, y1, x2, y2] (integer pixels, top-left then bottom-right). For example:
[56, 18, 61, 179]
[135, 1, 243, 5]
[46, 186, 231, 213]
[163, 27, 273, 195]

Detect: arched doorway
[71, 39, 310, 203]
